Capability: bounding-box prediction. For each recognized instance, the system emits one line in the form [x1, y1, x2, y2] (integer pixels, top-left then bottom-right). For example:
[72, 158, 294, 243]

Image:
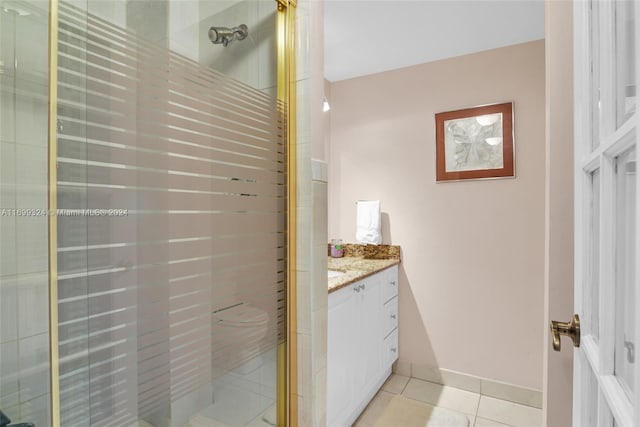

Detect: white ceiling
[324, 0, 545, 82]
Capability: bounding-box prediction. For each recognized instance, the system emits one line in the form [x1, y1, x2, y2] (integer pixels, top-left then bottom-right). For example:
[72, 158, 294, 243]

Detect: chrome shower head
[209, 24, 249, 47]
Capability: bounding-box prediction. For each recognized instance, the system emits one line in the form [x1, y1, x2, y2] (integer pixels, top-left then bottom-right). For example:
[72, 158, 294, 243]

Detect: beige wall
[543, 1, 573, 425]
[328, 40, 546, 390]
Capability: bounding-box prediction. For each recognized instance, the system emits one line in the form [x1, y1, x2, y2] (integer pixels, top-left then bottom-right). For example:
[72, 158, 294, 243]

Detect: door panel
[591, 0, 602, 150]
[614, 0, 636, 128]
[585, 168, 601, 342]
[613, 146, 636, 399]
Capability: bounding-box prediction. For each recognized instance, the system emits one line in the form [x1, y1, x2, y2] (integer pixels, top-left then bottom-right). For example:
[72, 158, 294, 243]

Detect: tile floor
[354, 375, 543, 427]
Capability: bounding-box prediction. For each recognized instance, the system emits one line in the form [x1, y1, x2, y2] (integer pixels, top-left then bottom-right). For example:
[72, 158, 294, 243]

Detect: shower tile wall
[198, 0, 277, 93]
[169, 0, 199, 60]
[168, 0, 276, 92]
[0, 1, 51, 426]
[296, 0, 328, 426]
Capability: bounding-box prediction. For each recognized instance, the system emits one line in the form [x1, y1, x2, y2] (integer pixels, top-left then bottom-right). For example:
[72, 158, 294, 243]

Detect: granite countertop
[328, 256, 400, 293]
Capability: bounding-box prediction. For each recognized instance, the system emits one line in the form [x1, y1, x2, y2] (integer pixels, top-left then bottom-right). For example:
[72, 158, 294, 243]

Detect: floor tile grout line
[381, 375, 541, 427]
[399, 375, 410, 395]
[404, 375, 542, 410]
[474, 393, 481, 419]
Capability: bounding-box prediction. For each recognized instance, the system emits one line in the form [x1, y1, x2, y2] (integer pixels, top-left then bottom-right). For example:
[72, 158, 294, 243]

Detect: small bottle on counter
[330, 239, 344, 258]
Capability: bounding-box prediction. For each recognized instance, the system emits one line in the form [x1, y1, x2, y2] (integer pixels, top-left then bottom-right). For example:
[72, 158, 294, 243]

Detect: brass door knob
[550, 314, 580, 351]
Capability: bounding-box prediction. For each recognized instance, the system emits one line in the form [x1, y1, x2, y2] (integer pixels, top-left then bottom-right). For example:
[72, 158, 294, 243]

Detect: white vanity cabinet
[327, 265, 399, 427]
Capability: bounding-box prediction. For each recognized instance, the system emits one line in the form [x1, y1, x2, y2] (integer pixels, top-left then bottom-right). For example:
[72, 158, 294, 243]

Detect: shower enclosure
[0, 0, 296, 426]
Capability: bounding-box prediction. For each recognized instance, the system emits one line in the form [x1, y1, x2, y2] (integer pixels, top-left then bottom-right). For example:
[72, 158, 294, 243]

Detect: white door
[571, 1, 639, 426]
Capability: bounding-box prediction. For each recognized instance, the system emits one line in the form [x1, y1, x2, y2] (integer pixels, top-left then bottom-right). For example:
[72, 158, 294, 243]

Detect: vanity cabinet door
[327, 266, 399, 426]
[356, 276, 382, 394]
[327, 283, 358, 426]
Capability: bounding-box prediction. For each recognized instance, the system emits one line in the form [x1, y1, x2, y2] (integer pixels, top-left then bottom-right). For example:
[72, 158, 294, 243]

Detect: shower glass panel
[55, 1, 284, 426]
[0, 1, 52, 426]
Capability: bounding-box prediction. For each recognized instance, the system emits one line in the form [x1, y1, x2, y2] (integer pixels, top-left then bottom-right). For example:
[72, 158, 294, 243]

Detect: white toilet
[203, 303, 275, 426]
[211, 303, 269, 375]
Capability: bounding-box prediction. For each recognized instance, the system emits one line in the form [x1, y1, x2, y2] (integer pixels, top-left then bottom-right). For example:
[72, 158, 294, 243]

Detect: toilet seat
[212, 304, 268, 327]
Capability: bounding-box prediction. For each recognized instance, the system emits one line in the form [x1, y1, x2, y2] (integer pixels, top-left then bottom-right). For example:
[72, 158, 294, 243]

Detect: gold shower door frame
[46, 0, 298, 425]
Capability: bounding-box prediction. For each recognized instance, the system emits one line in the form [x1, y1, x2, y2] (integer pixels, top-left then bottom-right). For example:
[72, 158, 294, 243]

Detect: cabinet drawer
[382, 296, 398, 337]
[381, 265, 399, 303]
[383, 328, 398, 369]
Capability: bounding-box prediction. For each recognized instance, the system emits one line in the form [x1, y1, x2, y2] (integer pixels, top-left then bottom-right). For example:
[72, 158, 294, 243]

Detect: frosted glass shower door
[54, 1, 286, 426]
[0, 1, 52, 426]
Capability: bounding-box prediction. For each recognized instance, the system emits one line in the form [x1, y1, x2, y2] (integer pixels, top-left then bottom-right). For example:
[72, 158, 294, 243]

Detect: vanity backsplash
[327, 243, 401, 259]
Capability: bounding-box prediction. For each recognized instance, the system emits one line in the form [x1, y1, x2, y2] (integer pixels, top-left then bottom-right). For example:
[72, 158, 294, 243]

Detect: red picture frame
[435, 102, 514, 182]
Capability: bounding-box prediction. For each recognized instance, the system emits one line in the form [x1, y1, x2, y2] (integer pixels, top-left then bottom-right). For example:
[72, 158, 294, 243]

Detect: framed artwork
[435, 102, 514, 182]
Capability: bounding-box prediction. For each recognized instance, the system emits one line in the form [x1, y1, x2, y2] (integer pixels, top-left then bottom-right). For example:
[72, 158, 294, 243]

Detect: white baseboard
[393, 362, 542, 409]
